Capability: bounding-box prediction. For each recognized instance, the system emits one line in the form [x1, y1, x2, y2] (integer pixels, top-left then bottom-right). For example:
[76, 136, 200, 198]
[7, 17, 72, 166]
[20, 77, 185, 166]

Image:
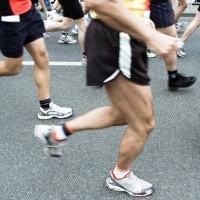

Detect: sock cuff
[116, 163, 130, 172]
[62, 122, 74, 136]
[39, 98, 51, 104]
[112, 169, 130, 180]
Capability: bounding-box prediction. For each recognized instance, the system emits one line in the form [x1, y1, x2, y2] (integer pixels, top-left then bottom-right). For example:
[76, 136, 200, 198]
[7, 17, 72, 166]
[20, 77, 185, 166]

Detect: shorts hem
[24, 34, 43, 45]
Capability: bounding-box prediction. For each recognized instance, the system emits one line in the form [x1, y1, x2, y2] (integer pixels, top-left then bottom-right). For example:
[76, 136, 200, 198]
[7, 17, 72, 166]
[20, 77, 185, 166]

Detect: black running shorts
[150, 1, 175, 28]
[85, 20, 150, 86]
[58, 0, 84, 20]
[0, 6, 45, 58]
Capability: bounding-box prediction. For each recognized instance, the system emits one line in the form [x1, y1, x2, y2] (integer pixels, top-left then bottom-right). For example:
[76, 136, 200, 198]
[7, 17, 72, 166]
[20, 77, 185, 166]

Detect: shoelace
[126, 172, 142, 186]
[51, 103, 63, 112]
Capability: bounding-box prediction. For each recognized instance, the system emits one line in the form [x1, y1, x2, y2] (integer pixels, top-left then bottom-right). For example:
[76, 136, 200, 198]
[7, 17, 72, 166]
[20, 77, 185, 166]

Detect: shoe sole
[106, 181, 154, 197]
[43, 146, 62, 158]
[37, 111, 72, 119]
[169, 79, 197, 91]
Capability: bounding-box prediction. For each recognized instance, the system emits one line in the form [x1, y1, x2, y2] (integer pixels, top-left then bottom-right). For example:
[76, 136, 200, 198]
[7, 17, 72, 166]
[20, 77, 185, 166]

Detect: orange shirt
[0, 0, 31, 16]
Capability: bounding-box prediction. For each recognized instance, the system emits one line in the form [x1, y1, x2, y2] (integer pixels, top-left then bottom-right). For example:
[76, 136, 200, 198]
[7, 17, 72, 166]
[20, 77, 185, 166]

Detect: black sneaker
[168, 73, 196, 91]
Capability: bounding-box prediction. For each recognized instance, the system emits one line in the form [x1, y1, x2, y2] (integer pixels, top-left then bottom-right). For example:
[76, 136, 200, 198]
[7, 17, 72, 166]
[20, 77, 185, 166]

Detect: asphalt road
[0, 17, 200, 200]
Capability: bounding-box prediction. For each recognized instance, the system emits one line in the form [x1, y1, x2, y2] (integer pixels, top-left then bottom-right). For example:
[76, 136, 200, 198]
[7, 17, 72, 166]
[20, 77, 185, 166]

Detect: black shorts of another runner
[150, 1, 175, 28]
[58, 0, 84, 20]
[85, 19, 150, 87]
[0, 6, 45, 58]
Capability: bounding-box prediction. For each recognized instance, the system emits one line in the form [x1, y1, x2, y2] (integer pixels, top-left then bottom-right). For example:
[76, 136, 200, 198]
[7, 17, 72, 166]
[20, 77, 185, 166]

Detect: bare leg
[45, 16, 73, 32]
[180, 11, 200, 43]
[0, 56, 23, 76]
[157, 25, 177, 71]
[67, 74, 155, 170]
[51, 0, 59, 10]
[25, 38, 50, 100]
[75, 17, 88, 52]
[174, 0, 188, 22]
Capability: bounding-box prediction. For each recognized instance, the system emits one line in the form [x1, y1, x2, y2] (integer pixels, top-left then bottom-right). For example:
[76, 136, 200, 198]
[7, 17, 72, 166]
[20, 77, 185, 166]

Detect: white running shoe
[146, 49, 156, 58]
[38, 102, 72, 119]
[175, 21, 188, 30]
[34, 125, 67, 158]
[58, 34, 77, 44]
[72, 24, 78, 35]
[177, 47, 186, 58]
[43, 32, 50, 39]
[106, 170, 154, 197]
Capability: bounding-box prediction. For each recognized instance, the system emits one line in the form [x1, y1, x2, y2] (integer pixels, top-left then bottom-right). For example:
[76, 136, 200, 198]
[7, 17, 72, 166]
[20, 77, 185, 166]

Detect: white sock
[53, 125, 68, 140]
[113, 166, 130, 179]
[177, 40, 184, 49]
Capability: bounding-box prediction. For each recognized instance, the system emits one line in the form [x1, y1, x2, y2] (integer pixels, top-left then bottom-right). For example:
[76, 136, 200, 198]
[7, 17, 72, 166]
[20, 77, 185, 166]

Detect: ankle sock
[168, 70, 178, 79]
[113, 164, 130, 179]
[52, 122, 73, 141]
[40, 98, 51, 110]
[62, 31, 68, 36]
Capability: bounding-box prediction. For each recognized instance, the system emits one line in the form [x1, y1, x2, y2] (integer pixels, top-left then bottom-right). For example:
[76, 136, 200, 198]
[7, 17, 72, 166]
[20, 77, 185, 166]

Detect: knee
[62, 22, 72, 31]
[145, 117, 156, 136]
[5, 63, 22, 76]
[38, 49, 49, 63]
[109, 106, 126, 125]
[134, 115, 155, 139]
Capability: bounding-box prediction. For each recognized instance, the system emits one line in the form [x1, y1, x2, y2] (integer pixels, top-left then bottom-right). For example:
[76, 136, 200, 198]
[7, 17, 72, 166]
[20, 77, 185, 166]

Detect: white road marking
[22, 61, 82, 66]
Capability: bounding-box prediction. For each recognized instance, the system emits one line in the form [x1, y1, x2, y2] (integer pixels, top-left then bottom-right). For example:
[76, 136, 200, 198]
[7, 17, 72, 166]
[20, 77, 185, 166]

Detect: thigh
[104, 73, 154, 127]
[156, 24, 177, 37]
[3, 56, 23, 73]
[25, 37, 48, 65]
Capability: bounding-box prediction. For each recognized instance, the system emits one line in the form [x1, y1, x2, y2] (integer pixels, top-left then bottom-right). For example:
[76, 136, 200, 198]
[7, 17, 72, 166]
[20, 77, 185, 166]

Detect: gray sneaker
[106, 171, 154, 197]
[177, 47, 186, 58]
[58, 34, 77, 44]
[175, 21, 188, 30]
[38, 102, 72, 119]
[34, 125, 67, 158]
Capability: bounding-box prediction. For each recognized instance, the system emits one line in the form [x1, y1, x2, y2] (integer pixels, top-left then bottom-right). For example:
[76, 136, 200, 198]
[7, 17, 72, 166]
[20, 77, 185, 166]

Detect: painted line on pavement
[22, 61, 82, 66]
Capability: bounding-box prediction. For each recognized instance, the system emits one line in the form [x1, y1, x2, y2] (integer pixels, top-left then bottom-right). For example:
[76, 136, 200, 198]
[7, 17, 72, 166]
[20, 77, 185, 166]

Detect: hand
[146, 31, 178, 59]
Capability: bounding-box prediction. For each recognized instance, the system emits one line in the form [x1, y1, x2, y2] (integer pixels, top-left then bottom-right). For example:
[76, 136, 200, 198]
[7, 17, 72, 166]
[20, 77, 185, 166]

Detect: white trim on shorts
[103, 32, 132, 83]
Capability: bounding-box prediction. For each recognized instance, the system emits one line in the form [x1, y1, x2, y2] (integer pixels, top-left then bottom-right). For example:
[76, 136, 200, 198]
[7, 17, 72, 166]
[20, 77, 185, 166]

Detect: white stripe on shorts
[119, 32, 132, 78]
[103, 32, 132, 84]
